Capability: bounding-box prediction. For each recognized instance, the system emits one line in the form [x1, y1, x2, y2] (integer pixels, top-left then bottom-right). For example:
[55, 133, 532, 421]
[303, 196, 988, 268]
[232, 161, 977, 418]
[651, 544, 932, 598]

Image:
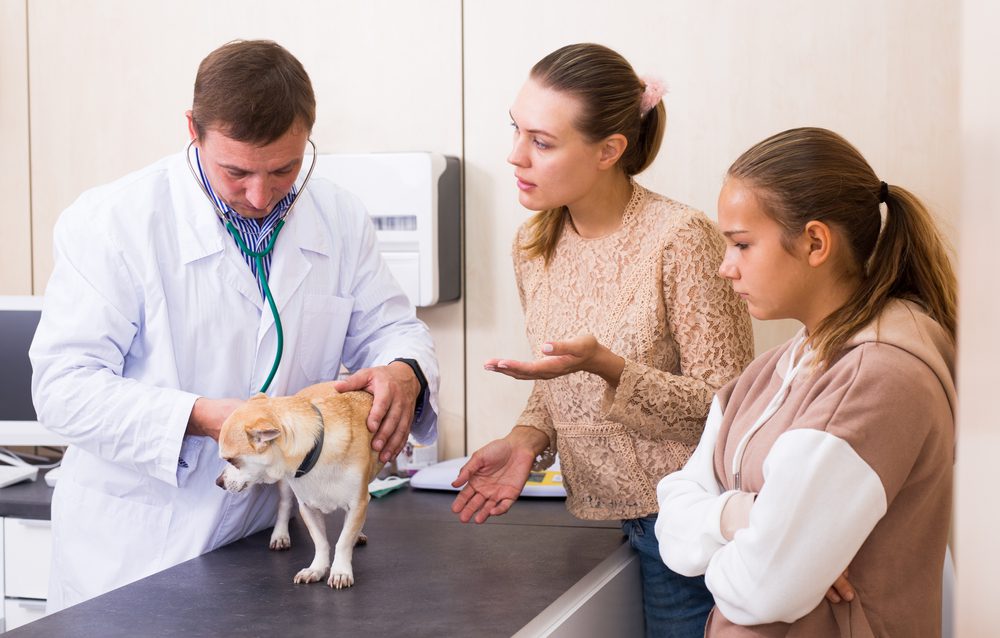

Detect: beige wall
[463, 0, 961, 448]
[956, 0, 1000, 633]
[18, 0, 466, 459]
[0, 0, 32, 295]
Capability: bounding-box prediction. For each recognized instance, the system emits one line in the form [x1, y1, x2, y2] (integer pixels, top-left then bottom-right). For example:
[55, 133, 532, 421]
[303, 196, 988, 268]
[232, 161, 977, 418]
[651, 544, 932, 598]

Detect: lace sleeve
[601, 214, 754, 444]
[516, 382, 558, 470]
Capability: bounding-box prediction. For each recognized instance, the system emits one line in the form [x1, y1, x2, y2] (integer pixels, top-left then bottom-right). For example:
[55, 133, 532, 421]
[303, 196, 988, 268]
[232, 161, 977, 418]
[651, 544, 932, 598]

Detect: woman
[656, 127, 956, 636]
[452, 43, 753, 636]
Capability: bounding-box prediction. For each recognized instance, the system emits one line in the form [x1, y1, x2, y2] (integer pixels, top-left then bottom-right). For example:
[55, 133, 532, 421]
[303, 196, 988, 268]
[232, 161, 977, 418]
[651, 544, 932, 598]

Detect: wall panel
[463, 0, 960, 448]
[0, 0, 32, 294]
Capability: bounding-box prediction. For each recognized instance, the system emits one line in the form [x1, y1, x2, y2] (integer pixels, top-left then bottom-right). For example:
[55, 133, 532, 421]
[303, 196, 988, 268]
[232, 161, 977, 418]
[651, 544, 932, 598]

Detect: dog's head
[216, 393, 294, 493]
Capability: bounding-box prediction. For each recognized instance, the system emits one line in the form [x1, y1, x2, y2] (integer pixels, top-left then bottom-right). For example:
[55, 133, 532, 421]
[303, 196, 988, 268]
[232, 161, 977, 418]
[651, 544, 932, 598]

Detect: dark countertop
[7, 486, 627, 638]
[0, 469, 55, 519]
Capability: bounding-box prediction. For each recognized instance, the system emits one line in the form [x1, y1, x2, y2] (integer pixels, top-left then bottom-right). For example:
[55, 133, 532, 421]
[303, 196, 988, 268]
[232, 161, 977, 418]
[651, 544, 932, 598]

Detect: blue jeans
[623, 515, 714, 638]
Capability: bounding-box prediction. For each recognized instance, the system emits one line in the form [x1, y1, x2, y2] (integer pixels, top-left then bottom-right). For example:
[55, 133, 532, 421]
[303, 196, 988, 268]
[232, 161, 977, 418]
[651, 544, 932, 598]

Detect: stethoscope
[185, 138, 319, 393]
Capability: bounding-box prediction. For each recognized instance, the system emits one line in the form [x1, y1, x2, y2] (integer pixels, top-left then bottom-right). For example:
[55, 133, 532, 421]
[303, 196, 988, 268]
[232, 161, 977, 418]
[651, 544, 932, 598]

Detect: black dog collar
[294, 404, 325, 478]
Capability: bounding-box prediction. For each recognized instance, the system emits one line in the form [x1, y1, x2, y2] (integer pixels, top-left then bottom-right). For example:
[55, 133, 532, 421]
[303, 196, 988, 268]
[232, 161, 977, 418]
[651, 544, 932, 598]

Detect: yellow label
[526, 470, 563, 486]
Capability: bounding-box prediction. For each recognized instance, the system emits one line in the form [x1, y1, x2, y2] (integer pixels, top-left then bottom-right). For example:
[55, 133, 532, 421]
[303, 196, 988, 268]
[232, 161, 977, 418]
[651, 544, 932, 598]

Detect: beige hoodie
[656, 299, 955, 637]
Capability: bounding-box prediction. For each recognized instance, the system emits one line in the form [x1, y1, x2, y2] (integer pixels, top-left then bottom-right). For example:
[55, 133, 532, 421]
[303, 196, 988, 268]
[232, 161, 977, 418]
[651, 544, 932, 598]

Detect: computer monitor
[0, 296, 66, 446]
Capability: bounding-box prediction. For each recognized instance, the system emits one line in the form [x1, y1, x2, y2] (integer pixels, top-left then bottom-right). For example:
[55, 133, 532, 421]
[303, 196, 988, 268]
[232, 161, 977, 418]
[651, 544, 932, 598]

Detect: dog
[216, 381, 383, 588]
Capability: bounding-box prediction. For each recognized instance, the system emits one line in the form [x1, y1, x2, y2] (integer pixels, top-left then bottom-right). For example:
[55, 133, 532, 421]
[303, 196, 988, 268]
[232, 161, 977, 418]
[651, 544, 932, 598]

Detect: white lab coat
[30, 151, 439, 611]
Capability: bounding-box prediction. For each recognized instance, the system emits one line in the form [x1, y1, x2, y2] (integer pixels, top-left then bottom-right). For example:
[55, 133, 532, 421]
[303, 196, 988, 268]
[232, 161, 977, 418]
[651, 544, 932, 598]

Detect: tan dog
[216, 382, 383, 588]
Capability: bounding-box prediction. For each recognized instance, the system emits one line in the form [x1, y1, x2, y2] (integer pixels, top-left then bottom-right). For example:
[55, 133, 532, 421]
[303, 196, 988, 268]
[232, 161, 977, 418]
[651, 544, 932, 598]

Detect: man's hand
[333, 362, 420, 463]
[451, 427, 548, 524]
[484, 334, 625, 387]
[187, 397, 244, 441]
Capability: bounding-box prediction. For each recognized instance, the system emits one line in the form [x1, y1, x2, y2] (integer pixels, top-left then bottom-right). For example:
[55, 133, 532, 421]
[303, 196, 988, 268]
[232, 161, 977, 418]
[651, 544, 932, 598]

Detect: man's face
[188, 115, 309, 219]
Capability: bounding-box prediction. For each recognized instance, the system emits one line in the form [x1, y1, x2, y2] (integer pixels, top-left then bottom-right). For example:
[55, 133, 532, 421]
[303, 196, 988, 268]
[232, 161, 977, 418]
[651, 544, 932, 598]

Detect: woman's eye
[533, 138, 549, 150]
[735, 243, 749, 250]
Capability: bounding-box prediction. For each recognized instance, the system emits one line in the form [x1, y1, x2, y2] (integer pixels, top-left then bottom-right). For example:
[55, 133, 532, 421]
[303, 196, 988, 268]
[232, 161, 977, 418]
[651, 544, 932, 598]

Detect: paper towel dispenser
[312, 152, 460, 307]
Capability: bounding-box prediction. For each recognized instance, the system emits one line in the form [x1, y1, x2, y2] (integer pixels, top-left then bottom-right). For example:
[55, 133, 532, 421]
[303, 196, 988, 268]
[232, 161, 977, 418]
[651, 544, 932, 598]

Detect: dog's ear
[247, 422, 281, 452]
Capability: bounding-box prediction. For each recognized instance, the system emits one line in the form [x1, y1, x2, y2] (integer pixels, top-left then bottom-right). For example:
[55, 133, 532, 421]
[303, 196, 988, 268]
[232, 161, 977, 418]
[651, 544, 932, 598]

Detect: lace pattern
[513, 185, 754, 520]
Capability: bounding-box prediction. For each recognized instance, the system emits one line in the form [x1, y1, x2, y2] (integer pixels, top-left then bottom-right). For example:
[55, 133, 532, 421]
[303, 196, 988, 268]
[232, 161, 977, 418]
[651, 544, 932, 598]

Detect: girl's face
[717, 179, 815, 323]
[507, 78, 606, 212]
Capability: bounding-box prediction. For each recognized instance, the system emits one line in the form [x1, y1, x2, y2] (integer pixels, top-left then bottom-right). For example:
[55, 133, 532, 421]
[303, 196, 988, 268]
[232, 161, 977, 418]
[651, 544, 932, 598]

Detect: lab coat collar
[170, 150, 330, 264]
[169, 150, 330, 317]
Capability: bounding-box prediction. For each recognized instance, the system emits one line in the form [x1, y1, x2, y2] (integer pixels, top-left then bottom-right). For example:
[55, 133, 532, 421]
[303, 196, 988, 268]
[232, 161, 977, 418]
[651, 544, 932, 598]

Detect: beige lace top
[514, 184, 754, 520]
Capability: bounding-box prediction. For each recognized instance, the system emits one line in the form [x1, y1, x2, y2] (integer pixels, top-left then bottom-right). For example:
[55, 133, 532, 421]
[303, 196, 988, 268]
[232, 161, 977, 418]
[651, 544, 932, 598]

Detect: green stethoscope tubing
[225, 219, 286, 393]
[185, 138, 318, 394]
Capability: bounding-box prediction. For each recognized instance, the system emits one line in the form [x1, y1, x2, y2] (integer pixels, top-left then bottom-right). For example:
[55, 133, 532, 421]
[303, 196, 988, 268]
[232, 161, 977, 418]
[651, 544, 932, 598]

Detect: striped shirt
[194, 148, 297, 298]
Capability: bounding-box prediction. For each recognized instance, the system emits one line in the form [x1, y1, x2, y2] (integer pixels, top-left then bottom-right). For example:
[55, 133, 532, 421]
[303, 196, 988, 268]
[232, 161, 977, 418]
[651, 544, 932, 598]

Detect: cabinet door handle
[13, 598, 48, 611]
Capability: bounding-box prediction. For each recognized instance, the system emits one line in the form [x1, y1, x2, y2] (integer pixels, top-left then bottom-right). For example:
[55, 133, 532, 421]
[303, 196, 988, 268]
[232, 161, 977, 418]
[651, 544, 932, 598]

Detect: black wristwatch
[391, 358, 428, 417]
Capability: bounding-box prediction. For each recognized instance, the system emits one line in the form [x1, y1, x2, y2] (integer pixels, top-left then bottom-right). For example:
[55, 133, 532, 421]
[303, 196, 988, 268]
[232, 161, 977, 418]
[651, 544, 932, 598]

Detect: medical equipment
[310, 153, 460, 307]
[185, 139, 318, 393]
[0, 296, 66, 446]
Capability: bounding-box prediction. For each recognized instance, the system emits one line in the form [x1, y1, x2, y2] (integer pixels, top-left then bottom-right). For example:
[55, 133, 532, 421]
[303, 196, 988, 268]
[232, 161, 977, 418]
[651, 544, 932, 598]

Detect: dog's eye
[225, 458, 243, 469]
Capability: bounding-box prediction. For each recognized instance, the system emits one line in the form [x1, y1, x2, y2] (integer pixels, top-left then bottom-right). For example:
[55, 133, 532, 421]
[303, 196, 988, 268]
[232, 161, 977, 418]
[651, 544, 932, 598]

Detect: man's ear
[597, 134, 628, 170]
[802, 220, 833, 267]
[186, 110, 198, 143]
[248, 422, 281, 453]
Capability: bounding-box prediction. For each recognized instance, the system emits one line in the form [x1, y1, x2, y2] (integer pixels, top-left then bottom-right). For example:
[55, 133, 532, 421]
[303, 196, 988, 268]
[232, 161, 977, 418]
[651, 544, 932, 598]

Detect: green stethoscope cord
[225, 219, 286, 393]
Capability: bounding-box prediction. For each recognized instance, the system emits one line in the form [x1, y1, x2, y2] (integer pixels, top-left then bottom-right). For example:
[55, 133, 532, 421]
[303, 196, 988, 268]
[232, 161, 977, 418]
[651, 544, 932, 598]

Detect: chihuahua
[216, 382, 382, 588]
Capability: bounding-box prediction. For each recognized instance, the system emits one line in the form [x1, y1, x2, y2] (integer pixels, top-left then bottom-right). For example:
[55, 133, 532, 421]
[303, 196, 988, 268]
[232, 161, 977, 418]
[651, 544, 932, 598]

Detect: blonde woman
[452, 43, 753, 637]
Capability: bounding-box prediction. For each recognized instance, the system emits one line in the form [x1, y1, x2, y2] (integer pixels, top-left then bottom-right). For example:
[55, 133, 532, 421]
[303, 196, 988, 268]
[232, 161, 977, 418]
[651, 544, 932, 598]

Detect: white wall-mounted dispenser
[311, 153, 461, 307]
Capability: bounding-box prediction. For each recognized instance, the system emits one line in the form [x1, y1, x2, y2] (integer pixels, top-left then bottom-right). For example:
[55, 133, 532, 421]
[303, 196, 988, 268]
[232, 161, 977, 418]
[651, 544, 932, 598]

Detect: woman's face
[717, 179, 814, 323]
[507, 78, 606, 211]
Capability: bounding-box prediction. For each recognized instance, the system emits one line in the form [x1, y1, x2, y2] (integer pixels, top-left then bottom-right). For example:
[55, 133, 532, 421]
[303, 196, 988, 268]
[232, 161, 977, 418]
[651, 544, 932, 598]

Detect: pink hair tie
[639, 76, 667, 115]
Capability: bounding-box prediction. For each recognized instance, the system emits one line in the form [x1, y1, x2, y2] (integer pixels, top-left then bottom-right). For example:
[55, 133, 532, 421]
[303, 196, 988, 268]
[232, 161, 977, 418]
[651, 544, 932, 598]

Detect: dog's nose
[216, 473, 225, 489]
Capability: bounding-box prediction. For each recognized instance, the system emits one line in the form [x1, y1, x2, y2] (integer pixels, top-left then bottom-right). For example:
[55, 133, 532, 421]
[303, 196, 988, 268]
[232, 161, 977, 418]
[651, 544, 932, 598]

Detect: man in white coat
[30, 40, 439, 611]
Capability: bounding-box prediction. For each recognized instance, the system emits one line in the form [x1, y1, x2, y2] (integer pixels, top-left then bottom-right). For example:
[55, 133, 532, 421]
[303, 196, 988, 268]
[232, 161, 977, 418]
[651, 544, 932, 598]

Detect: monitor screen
[0, 296, 64, 445]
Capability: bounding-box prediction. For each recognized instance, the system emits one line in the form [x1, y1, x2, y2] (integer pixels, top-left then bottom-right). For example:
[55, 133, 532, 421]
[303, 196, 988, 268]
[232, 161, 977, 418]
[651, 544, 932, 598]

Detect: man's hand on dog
[333, 362, 420, 463]
[187, 397, 244, 440]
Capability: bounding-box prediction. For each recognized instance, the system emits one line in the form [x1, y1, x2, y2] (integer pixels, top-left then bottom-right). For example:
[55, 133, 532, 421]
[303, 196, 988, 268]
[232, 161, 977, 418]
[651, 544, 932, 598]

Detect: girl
[656, 127, 956, 636]
[452, 43, 753, 637]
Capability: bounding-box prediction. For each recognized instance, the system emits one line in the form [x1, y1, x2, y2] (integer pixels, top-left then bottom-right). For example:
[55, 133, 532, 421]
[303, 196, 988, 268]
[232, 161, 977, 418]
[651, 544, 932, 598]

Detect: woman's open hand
[484, 334, 624, 386]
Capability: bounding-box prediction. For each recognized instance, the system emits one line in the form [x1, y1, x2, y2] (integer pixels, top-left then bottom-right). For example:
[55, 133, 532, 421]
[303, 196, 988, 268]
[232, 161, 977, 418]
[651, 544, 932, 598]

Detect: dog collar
[294, 404, 326, 478]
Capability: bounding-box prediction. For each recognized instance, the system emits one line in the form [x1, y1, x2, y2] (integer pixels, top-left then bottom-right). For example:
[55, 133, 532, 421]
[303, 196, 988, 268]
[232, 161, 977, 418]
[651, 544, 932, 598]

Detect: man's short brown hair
[191, 40, 315, 145]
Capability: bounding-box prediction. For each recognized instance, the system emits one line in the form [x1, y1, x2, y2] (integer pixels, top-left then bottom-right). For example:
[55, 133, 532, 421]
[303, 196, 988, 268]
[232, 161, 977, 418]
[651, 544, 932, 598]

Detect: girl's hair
[521, 43, 665, 264]
[728, 127, 957, 366]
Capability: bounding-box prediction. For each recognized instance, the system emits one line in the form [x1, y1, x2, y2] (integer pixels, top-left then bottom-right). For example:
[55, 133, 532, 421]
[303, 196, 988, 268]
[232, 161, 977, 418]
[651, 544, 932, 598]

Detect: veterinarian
[30, 39, 439, 611]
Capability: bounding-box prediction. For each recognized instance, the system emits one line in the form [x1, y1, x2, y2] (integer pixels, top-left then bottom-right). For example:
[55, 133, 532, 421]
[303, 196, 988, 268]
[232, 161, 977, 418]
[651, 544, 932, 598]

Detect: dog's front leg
[292, 501, 330, 585]
[328, 494, 370, 589]
[269, 479, 294, 550]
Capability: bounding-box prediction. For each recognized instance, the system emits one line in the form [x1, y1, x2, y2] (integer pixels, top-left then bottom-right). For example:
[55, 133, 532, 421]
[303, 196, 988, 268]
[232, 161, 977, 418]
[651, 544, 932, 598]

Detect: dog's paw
[269, 532, 291, 550]
[355, 532, 368, 546]
[327, 569, 355, 589]
[293, 567, 328, 584]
